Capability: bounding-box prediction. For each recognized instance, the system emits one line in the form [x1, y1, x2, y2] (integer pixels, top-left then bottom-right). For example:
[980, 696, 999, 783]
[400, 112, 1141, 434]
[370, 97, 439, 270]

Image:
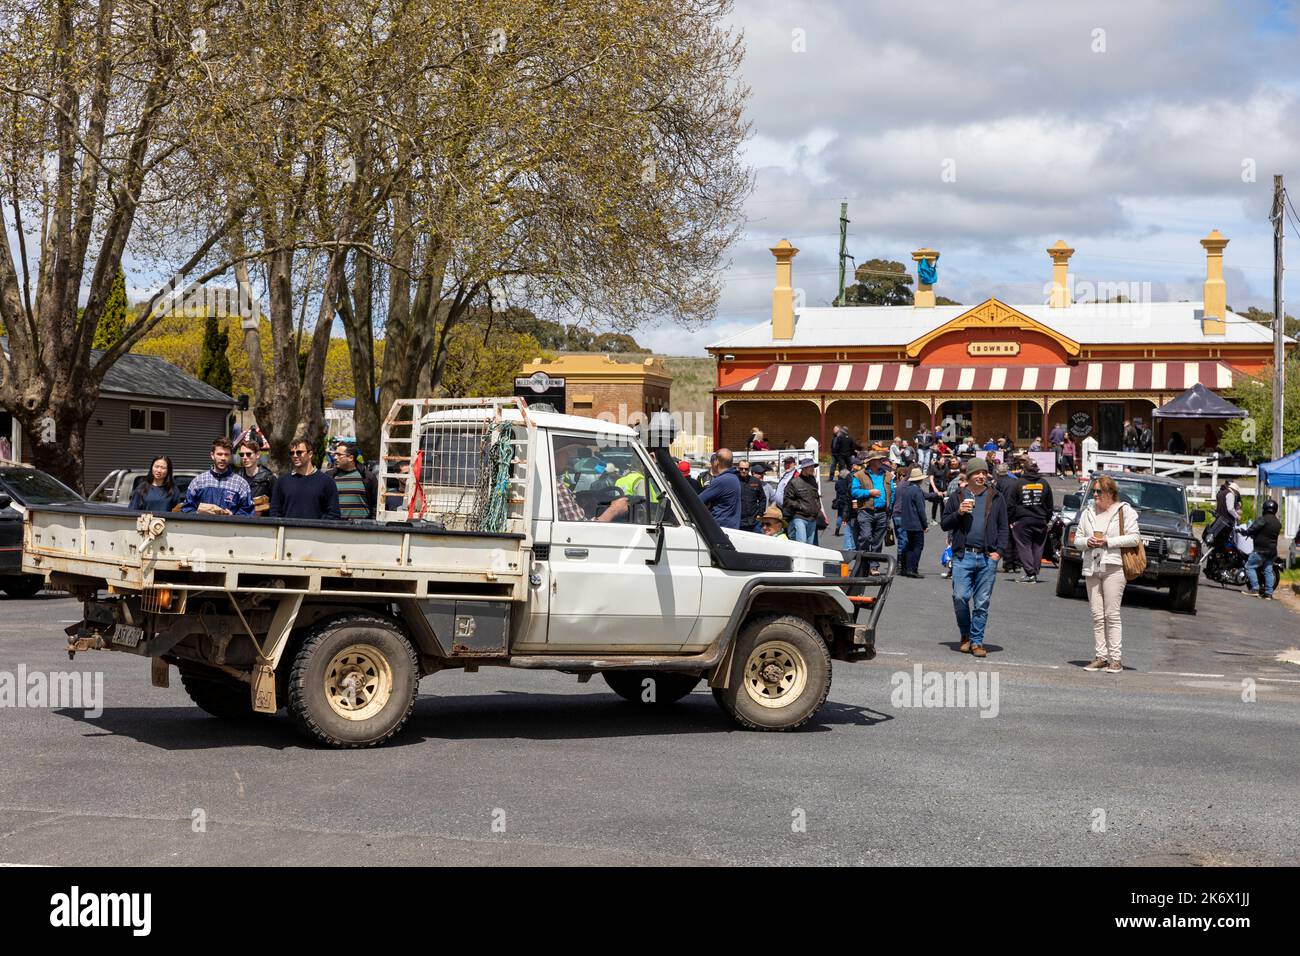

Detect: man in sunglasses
[268, 437, 341, 520]
[237, 437, 277, 515]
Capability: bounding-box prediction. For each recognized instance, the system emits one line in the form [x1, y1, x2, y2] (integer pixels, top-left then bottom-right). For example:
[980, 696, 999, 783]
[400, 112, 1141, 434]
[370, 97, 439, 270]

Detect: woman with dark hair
[129, 455, 182, 512]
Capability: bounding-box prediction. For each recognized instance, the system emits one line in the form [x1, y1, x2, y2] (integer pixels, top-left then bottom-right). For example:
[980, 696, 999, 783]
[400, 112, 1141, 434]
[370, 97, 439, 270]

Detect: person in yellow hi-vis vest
[614, 467, 659, 502]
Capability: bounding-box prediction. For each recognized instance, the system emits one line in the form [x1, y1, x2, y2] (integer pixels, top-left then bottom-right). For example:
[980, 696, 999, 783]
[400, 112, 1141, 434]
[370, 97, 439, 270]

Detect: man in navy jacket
[939, 457, 1009, 658]
[699, 448, 742, 529]
[896, 466, 929, 577]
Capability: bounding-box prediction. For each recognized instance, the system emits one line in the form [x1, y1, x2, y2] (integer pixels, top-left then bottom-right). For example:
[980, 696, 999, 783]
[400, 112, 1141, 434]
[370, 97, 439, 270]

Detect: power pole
[835, 202, 851, 307]
[1271, 175, 1285, 482]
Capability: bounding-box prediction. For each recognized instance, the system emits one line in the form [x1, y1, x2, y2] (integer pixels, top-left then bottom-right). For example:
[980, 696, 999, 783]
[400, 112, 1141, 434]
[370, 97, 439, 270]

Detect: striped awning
[717, 361, 1239, 394]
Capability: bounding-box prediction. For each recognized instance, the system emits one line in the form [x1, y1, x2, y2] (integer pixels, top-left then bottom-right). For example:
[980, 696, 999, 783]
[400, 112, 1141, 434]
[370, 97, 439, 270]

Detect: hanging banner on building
[1069, 411, 1093, 437]
[514, 371, 566, 413]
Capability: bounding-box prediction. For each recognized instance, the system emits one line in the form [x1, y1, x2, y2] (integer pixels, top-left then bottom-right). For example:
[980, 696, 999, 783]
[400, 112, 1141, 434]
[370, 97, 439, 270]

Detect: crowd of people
[129, 430, 382, 522]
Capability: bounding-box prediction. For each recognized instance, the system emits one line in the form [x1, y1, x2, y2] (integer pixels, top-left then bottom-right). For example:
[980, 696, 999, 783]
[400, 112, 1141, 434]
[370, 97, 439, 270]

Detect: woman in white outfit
[1073, 474, 1141, 673]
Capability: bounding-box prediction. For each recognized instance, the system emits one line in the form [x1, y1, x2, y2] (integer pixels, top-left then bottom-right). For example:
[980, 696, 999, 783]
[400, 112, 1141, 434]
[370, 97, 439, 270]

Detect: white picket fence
[1079, 438, 1256, 499]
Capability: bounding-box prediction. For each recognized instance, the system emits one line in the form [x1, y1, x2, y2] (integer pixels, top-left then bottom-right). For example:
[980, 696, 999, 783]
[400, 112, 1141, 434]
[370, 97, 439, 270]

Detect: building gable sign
[904, 297, 1081, 359]
[968, 341, 1020, 356]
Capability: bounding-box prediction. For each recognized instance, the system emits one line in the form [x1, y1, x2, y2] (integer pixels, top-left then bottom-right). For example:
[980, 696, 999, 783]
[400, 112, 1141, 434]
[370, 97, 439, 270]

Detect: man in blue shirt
[182, 438, 254, 516]
[698, 448, 741, 529]
[850, 452, 894, 567]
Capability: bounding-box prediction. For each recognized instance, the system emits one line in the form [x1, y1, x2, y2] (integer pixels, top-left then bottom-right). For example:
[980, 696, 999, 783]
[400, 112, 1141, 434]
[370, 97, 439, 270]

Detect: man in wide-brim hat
[759, 504, 788, 539]
[895, 465, 930, 577]
[850, 450, 894, 570]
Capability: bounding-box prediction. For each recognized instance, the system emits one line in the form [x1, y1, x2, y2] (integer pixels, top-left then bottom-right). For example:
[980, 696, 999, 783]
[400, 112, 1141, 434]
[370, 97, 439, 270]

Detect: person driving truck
[553, 437, 630, 522]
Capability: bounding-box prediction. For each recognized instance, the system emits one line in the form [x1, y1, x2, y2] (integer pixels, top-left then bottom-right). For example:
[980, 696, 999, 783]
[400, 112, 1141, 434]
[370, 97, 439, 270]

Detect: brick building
[708, 232, 1292, 454]
[518, 354, 671, 426]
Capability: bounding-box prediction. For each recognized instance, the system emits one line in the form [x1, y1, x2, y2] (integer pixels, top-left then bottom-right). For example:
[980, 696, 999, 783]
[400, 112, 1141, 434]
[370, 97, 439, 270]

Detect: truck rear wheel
[287, 614, 419, 748]
[713, 614, 831, 731]
[603, 671, 700, 704]
[178, 667, 267, 720]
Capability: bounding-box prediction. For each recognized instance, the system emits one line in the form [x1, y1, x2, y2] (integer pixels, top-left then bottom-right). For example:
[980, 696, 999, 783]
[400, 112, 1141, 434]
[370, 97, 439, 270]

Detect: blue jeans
[1245, 552, 1275, 596]
[841, 516, 857, 551]
[952, 550, 998, 645]
[894, 517, 908, 563]
[790, 516, 817, 544]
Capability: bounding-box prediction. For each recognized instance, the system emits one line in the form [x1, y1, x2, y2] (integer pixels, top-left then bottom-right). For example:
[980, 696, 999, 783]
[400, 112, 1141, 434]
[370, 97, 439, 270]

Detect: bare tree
[0, 0, 245, 489]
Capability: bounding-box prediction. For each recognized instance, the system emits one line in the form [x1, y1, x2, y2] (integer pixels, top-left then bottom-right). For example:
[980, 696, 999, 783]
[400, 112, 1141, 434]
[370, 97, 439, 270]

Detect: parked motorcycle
[1201, 520, 1283, 587]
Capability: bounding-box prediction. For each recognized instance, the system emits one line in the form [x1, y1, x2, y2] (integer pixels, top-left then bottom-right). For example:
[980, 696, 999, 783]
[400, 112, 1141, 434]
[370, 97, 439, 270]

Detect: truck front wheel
[713, 614, 831, 731]
[287, 615, 419, 748]
[603, 671, 700, 704]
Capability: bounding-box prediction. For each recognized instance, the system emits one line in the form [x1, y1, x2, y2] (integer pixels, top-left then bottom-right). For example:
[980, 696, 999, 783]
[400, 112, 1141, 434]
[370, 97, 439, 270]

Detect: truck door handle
[564, 548, 588, 559]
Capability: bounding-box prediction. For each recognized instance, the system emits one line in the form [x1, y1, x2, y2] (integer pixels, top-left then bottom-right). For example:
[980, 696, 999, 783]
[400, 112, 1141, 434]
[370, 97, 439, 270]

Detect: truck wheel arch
[708, 585, 849, 689]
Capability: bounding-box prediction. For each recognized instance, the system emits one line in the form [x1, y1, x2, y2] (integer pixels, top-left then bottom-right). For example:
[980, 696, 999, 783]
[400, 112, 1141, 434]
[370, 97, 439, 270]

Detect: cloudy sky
[636, 0, 1300, 354]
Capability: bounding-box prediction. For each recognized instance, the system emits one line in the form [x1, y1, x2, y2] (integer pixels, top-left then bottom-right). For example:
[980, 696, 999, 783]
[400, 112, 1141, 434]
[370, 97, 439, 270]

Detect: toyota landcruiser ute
[23, 399, 894, 747]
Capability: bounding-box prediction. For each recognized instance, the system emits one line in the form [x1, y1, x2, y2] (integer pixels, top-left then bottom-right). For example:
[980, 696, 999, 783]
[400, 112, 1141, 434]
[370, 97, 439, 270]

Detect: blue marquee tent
[1258, 449, 1300, 489]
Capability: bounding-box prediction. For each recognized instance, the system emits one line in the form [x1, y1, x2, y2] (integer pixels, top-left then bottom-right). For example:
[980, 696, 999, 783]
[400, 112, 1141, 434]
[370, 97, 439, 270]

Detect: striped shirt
[333, 468, 372, 519]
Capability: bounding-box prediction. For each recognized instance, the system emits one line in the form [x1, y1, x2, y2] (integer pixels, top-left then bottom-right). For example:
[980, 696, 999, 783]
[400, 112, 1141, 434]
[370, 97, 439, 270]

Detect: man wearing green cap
[939, 456, 1009, 658]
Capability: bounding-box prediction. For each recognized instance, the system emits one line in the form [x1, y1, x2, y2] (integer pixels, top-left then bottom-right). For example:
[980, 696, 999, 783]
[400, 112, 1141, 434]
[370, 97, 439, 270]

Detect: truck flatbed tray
[23, 503, 528, 602]
[24, 502, 525, 538]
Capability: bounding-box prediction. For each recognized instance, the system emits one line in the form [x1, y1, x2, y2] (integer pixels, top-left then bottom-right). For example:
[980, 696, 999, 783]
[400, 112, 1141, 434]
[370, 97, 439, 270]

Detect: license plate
[112, 624, 144, 647]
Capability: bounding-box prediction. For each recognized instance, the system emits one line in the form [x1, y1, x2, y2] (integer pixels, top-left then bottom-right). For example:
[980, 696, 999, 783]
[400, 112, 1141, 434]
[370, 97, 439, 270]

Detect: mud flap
[832, 621, 876, 662]
[151, 656, 170, 688]
[251, 663, 277, 713]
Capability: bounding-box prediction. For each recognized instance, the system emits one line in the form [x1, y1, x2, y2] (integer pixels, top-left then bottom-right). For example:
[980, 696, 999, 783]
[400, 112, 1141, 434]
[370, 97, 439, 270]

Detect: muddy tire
[603, 671, 701, 704]
[179, 667, 266, 720]
[287, 614, 419, 748]
[712, 614, 831, 731]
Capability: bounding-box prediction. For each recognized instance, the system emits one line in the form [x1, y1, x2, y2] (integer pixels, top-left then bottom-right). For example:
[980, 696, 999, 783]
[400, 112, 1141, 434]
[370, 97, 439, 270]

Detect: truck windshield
[1100, 478, 1187, 516]
[0, 468, 84, 505]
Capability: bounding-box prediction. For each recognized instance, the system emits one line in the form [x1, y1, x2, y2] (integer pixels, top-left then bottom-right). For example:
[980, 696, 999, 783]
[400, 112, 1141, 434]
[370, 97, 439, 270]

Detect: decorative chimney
[911, 248, 939, 308]
[770, 239, 798, 340]
[1047, 240, 1074, 308]
[1200, 229, 1229, 335]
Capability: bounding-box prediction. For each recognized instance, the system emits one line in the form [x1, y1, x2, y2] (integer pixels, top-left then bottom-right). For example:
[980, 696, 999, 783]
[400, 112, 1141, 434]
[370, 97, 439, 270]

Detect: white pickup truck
[23, 398, 893, 747]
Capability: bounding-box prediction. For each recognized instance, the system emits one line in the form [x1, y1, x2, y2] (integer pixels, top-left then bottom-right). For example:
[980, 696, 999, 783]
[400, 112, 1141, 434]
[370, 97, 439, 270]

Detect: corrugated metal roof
[1, 338, 234, 406]
[708, 301, 1286, 350]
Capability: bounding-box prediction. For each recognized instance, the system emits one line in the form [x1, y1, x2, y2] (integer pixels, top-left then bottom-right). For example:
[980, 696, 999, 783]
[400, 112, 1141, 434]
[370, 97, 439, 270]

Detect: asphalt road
[1, 542, 1297, 866]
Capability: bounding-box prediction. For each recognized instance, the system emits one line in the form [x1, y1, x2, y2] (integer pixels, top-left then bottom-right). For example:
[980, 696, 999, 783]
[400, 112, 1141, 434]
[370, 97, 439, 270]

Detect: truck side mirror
[0, 494, 11, 509]
[1063, 493, 1081, 510]
[1190, 509, 1206, 523]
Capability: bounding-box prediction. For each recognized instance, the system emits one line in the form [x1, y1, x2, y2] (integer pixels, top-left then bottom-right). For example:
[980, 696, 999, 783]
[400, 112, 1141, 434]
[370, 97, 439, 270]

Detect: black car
[0, 466, 85, 598]
[1057, 471, 1206, 613]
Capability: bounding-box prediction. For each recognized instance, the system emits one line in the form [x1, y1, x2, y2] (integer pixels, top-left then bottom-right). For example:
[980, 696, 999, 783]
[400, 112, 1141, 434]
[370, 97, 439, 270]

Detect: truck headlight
[1166, 538, 1188, 558]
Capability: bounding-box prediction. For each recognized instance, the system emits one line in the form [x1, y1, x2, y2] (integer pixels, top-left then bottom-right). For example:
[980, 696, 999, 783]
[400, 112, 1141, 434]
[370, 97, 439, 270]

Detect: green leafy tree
[91, 270, 129, 350]
[844, 259, 914, 306]
[197, 314, 233, 396]
[1218, 354, 1300, 461]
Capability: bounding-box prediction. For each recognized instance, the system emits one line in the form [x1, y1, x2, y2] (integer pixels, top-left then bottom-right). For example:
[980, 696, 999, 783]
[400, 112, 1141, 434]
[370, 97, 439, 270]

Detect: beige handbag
[1118, 507, 1146, 581]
